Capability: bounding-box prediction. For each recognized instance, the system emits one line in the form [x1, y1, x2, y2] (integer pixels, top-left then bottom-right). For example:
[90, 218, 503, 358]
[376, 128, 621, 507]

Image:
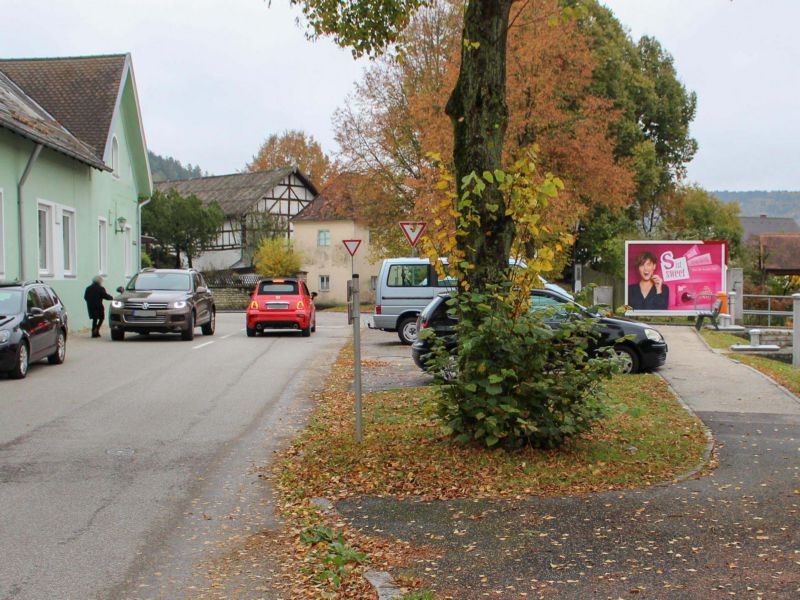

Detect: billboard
[625, 241, 727, 315]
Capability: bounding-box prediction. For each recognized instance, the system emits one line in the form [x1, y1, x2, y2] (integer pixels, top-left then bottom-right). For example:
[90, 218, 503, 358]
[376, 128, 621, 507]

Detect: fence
[741, 294, 794, 326]
[203, 272, 260, 290]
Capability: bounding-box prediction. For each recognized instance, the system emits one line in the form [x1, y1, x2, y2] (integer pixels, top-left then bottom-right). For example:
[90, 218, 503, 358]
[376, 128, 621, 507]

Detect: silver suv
[109, 269, 215, 341]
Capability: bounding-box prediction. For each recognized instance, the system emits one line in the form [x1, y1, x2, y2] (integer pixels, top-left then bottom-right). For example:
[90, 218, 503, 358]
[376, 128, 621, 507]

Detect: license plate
[133, 309, 156, 317]
[266, 303, 289, 310]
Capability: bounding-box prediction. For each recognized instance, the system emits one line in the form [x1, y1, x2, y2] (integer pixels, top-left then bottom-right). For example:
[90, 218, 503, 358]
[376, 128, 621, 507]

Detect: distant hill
[149, 151, 209, 182]
[712, 191, 800, 221]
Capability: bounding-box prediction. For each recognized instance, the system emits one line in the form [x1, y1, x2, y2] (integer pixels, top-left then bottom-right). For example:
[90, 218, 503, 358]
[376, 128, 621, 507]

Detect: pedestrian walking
[84, 275, 113, 338]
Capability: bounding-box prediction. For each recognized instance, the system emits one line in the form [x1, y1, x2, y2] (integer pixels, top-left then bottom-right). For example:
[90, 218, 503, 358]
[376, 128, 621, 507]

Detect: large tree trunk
[445, 0, 515, 292]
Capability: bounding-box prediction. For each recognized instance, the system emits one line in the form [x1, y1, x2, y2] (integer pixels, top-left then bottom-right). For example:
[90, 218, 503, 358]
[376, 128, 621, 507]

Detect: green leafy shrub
[431, 286, 617, 450]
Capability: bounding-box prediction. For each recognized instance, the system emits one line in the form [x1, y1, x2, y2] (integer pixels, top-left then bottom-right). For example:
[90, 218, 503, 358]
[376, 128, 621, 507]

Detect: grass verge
[270, 348, 708, 598]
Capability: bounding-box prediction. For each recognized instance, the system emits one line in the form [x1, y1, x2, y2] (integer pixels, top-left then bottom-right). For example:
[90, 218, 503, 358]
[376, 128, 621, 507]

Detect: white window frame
[0, 189, 5, 278]
[111, 135, 120, 178]
[317, 229, 331, 247]
[98, 217, 108, 276]
[319, 274, 330, 292]
[38, 201, 54, 277]
[61, 208, 77, 277]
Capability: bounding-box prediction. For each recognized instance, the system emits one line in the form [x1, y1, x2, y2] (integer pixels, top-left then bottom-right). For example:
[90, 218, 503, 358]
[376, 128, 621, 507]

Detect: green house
[0, 53, 152, 329]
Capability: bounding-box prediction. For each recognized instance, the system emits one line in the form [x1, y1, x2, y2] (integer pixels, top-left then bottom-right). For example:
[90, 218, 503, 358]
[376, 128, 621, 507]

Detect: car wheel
[301, 324, 311, 337]
[48, 330, 67, 365]
[311, 318, 316, 333]
[181, 313, 196, 341]
[201, 310, 216, 336]
[111, 329, 125, 341]
[397, 316, 418, 345]
[614, 345, 640, 374]
[246, 326, 256, 337]
[8, 341, 29, 379]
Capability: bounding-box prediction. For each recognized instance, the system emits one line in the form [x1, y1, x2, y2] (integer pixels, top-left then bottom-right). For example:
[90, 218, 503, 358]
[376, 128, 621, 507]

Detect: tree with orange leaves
[334, 0, 634, 266]
[247, 129, 333, 188]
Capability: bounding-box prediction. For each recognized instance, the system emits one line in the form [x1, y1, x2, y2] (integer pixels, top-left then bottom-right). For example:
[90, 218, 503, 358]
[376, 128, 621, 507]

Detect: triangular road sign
[399, 221, 427, 248]
[342, 239, 362, 257]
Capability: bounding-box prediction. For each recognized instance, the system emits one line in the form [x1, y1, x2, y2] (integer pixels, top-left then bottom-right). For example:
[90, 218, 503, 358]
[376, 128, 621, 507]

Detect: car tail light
[249, 300, 258, 310]
[375, 305, 382, 315]
[419, 316, 429, 329]
[296, 299, 305, 310]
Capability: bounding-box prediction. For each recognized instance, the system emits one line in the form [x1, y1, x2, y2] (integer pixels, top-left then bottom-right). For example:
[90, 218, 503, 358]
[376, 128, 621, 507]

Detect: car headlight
[644, 328, 664, 343]
[111, 300, 124, 308]
[0, 331, 10, 344]
[172, 300, 187, 309]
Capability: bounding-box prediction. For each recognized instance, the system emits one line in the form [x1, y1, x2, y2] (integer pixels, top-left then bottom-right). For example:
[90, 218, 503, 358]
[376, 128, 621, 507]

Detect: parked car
[371, 256, 572, 345]
[246, 277, 317, 337]
[411, 289, 668, 375]
[0, 280, 68, 379]
[109, 269, 215, 341]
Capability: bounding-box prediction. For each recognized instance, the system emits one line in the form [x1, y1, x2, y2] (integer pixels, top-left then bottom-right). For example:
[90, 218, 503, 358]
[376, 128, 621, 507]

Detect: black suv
[412, 289, 668, 375]
[0, 280, 68, 379]
[109, 269, 215, 341]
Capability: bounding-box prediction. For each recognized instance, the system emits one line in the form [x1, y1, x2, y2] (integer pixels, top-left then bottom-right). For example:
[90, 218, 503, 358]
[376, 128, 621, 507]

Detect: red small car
[246, 277, 317, 337]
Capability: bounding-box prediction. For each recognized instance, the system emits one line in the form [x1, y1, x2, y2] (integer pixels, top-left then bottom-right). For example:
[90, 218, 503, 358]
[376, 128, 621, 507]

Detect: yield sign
[399, 221, 427, 248]
[342, 239, 362, 257]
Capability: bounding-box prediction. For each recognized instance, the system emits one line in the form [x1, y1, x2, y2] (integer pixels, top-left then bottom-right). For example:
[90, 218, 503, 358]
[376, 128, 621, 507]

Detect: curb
[656, 373, 716, 482]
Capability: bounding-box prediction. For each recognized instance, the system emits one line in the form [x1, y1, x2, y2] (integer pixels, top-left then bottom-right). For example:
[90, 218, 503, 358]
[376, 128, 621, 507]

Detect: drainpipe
[17, 144, 44, 281]
[137, 196, 151, 270]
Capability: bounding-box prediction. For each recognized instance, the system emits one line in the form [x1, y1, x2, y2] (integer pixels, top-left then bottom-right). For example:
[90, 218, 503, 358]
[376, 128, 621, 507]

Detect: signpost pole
[352, 274, 363, 442]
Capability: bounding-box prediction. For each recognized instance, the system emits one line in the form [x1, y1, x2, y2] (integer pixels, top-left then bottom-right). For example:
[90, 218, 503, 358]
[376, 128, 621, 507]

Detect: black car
[411, 289, 668, 375]
[0, 280, 68, 379]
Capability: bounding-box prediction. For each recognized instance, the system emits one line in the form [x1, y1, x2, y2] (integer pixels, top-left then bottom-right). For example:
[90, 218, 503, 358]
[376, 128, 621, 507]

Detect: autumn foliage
[247, 129, 333, 188]
[335, 0, 634, 255]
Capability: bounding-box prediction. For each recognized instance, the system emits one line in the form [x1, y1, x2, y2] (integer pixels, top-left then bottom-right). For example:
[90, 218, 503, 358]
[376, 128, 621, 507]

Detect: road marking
[192, 341, 215, 350]
[220, 333, 236, 339]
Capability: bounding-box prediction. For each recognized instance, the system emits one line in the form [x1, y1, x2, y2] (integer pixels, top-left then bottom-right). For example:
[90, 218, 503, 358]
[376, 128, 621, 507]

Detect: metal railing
[741, 294, 794, 326]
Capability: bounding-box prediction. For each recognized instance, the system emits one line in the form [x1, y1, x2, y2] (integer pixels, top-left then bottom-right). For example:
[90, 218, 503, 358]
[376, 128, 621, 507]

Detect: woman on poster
[628, 251, 670, 310]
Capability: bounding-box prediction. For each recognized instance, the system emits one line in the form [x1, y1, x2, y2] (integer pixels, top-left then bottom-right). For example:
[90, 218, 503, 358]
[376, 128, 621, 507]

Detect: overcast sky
[2, 0, 798, 191]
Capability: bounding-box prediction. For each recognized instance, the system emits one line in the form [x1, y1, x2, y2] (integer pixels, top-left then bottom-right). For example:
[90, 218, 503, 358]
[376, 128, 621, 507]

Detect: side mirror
[116, 286, 125, 294]
[196, 286, 208, 294]
[28, 306, 44, 317]
[311, 292, 318, 299]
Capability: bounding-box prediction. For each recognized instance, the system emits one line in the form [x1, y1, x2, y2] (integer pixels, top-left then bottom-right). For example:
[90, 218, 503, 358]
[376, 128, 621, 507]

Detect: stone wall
[749, 328, 792, 348]
[210, 287, 250, 311]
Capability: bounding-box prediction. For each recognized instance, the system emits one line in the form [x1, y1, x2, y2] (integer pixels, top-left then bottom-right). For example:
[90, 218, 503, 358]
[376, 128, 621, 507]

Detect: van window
[387, 264, 429, 287]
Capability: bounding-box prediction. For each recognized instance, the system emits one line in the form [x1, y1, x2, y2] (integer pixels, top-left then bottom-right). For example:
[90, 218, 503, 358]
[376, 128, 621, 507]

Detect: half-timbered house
[154, 167, 317, 271]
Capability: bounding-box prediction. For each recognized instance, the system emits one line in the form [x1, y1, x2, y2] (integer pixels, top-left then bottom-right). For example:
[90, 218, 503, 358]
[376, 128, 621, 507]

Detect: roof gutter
[18, 143, 43, 280]
[137, 195, 152, 270]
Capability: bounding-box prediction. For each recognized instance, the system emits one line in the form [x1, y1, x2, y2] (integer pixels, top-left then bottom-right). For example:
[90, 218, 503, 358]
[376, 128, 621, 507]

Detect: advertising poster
[625, 241, 727, 315]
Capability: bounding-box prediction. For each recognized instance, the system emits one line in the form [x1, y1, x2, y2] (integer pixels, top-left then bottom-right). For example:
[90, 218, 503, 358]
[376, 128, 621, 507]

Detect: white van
[370, 257, 572, 344]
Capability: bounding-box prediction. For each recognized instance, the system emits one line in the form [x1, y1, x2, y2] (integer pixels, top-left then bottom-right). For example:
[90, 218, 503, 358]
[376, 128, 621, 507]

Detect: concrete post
[728, 291, 737, 325]
[793, 294, 800, 368]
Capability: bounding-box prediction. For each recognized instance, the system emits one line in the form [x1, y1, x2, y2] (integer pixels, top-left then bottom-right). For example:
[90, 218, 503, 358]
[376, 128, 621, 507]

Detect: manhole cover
[106, 447, 135, 457]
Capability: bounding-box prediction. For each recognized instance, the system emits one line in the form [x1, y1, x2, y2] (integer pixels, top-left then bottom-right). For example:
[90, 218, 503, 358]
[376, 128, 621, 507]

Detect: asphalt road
[0, 312, 351, 600]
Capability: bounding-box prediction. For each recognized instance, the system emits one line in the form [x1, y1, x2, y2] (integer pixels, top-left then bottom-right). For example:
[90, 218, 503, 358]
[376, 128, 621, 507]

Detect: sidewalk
[338, 325, 800, 598]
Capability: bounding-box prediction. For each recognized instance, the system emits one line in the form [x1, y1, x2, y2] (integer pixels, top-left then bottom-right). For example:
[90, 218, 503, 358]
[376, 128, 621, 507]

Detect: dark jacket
[628, 283, 670, 310]
[84, 282, 113, 319]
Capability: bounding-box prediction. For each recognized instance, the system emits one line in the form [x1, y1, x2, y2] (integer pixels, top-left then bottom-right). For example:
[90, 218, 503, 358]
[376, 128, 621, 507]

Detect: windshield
[128, 273, 192, 292]
[529, 292, 591, 318]
[0, 289, 23, 315]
